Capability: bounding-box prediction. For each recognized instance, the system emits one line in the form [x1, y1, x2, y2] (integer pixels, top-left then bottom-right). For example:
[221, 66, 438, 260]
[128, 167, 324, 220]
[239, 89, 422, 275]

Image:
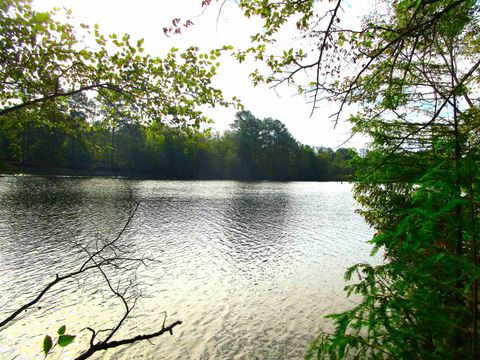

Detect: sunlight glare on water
[0, 177, 378, 359]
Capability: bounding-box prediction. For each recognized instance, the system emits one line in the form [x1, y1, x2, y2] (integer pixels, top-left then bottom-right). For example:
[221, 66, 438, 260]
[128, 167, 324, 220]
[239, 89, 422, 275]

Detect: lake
[0, 177, 378, 359]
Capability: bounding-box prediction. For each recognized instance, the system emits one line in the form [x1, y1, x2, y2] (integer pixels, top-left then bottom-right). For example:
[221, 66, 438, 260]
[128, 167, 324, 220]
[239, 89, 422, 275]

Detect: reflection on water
[0, 177, 378, 359]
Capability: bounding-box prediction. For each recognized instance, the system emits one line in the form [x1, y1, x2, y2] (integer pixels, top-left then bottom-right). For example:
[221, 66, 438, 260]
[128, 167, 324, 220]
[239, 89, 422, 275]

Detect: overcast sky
[34, 0, 370, 149]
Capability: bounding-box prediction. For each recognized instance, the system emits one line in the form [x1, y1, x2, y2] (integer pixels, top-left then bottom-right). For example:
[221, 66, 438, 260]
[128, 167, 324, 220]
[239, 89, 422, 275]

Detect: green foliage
[57, 325, 66, 336]
[0, 0, 241, 127]
[215, 0, 479, 358]
[285, 0, 480, 358]
[42, 325, 75, 357]
[57, 334, 76, 347]
[7, 0, 480, 358]
[42, 335, 52, 357]
[0, 108, 354, 181]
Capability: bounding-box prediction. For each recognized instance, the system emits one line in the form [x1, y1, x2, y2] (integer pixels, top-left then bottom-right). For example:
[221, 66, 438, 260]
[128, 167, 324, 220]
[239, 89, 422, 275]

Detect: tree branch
[75, 320, 183, 360]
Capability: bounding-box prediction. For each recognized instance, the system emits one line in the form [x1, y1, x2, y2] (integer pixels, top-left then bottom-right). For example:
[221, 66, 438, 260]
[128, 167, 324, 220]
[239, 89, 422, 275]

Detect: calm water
[0, 177, 378, 359]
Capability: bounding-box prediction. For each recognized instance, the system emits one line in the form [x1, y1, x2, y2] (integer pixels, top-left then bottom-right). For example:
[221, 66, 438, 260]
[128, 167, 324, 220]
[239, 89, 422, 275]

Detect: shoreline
[0, 162, 347, 182]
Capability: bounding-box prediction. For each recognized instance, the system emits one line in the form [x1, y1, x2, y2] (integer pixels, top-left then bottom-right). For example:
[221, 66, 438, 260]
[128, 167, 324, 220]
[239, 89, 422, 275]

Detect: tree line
[0, 105, 356, 181]
[3, 0, 479, 358]
[208, 0, 480, 358]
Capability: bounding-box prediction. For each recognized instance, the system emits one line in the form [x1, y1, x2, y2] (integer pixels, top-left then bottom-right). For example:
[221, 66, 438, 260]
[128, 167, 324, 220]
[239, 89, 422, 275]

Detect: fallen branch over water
[75, 320, 183, 360]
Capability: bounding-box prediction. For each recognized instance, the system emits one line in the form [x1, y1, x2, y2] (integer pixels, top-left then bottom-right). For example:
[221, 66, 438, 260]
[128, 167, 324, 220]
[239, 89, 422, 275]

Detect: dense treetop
[0, 109, 356, 181]
[1, 0, 480, 358]
[0, 0, 241, 127]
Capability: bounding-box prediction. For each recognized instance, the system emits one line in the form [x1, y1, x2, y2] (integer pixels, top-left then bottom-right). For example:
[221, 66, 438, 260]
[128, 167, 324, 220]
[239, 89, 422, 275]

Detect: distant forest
[0, 107, 356, 180]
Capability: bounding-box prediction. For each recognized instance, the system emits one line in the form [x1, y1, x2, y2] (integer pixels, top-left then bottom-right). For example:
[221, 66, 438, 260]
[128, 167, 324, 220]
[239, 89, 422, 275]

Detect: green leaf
[57, 334, 76, 347]
[57, 325, 66, 335]
[34, 12, 50, 23]
[43, 335, 53, 356]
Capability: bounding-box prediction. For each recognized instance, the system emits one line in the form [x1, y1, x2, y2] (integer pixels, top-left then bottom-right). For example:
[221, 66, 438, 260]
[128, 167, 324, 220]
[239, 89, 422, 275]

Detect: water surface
[0, 177, 377, 359]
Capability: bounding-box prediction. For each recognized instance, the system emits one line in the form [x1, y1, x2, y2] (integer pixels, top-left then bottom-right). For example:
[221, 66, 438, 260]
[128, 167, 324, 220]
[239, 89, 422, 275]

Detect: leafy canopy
[228, 0, 480, 358]
[0, 0, 241, 128]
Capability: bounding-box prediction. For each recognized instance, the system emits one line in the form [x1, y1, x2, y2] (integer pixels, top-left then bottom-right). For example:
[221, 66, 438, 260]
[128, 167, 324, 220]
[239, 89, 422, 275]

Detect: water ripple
[0, 178, 378, 359]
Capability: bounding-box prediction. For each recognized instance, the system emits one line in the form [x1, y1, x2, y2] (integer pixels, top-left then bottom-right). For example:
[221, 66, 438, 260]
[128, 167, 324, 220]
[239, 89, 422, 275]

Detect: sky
[34, 0, 370, 149]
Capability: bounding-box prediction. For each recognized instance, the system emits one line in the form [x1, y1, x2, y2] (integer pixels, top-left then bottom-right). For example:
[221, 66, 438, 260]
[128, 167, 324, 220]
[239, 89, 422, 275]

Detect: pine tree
[304, 1, 480, 358]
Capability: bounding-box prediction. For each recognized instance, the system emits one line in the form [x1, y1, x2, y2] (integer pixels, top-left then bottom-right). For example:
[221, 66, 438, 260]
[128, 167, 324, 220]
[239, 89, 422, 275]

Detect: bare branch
[75, 320, 182, 360]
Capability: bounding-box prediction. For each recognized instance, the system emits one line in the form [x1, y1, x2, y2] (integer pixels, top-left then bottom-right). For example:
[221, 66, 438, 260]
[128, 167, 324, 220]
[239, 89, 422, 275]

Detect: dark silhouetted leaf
[43, 335, 52, 356]
[58, 334, 75, 347]
[57, 325, 66, 335]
